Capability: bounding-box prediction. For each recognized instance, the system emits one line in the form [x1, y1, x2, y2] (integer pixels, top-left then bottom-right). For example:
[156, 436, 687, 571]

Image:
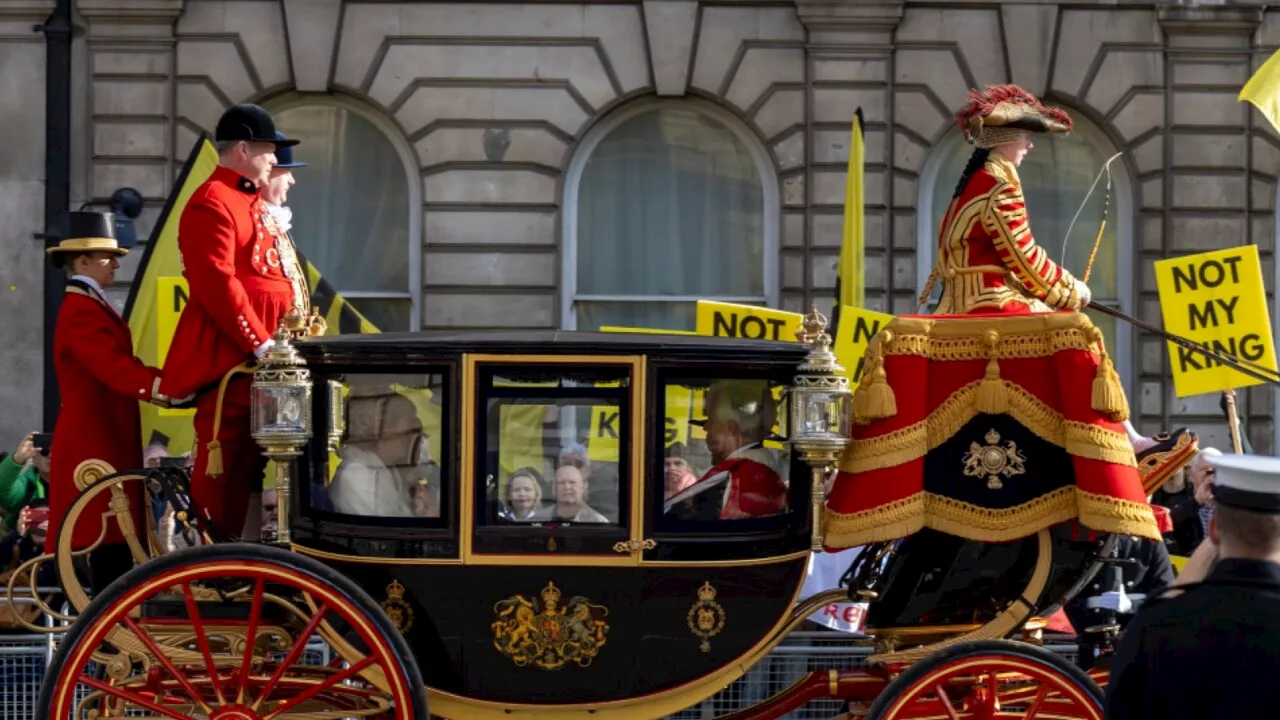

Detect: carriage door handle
[612, 539, 658, 553]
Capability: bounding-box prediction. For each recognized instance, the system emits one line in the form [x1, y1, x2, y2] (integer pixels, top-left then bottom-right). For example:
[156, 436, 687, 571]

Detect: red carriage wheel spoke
[119, 615, 212, 714]
[236, 577, 266, 705]
[78, 674, 197, 720]
[933, 683, 961, 720]
[250, 602, 331, 711]
[181, 581, 227, 706]
[262, 655, 376, 719]
[1022, 686, 1051, 717]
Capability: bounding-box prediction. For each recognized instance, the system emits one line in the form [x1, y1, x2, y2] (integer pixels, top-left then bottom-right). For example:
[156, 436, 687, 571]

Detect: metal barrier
[0, 596, 1081, 720]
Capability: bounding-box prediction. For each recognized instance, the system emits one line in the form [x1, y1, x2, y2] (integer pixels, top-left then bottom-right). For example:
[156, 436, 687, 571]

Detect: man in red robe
[664, 380, 787, 521]
[45, 211, 183, 591]
[157, 103, 308, 539]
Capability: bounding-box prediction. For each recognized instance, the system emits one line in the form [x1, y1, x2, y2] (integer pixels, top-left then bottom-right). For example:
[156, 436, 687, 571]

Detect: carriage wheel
[38, 543, 428, 719]
[864, 639, 1104, 720]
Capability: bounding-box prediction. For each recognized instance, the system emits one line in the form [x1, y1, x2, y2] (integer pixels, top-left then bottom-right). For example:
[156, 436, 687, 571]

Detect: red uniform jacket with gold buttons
[159, 166, 303, 400]
[934, 154, 1084, 315]
[47, 281, 160, 552]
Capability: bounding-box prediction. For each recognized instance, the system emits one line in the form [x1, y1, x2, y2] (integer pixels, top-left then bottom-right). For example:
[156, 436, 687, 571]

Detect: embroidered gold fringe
[823, 487, 1160, 550]
[840, 380, 1136, 475]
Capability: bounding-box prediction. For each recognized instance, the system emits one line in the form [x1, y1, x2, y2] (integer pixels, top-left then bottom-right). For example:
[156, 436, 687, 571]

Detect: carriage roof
[295, 329, 810, 364]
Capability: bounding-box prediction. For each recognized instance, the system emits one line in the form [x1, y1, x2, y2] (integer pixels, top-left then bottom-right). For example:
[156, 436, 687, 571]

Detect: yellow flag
[838, 108, 866, 309]
[1241, 49, 1280, 135]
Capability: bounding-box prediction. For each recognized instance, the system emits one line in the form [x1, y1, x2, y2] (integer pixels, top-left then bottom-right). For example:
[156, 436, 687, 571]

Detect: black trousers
[80, 542, 136, 595]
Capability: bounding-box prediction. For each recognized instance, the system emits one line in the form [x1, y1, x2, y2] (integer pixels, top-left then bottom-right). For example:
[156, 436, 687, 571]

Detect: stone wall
[0, 0, 55, 446]
[37, 0, 1280, 452]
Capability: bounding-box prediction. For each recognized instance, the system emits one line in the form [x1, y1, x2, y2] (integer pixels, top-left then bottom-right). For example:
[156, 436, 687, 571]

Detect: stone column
[0, 0, 56, 444]
[1155, 6, 1267, 451]
[795, 0, 903, 315]
[77, 0, 182, 307]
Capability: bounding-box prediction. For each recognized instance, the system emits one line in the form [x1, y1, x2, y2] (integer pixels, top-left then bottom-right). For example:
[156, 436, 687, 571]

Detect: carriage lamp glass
[251, 324, 314, 546]
[786, 306, 854, 551]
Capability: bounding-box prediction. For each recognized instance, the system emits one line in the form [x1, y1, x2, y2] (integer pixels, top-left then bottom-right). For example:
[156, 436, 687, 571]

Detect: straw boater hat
[45, 211, 127, 267]
[955, 84, 1074, 149]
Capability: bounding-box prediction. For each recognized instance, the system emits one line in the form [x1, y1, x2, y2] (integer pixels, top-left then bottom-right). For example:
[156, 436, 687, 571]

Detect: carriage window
[314, 372, 447, 522]
[660, 377, 794, 522]
[478, 368, 630, 527]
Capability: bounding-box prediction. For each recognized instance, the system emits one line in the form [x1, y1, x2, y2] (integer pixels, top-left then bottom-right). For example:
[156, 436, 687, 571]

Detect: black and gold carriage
[22, 309, 1198, 720]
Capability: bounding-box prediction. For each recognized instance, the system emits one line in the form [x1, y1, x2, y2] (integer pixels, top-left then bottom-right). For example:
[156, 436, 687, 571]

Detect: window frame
[560, 97, 782, 330]
[265, 93, 423, 331]
[914, 116, 1136, 394]
[291, 363, 460, 561]
[641, 362, 813, 564]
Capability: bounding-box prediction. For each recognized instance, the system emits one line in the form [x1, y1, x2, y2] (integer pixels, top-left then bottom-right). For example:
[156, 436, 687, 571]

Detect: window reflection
[482, 371, 628, 527]
[662, 378, 792, 522]
[321, 374, 444, 519]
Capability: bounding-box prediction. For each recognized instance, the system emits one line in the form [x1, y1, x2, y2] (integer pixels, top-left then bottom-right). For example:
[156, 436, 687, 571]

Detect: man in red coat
[664, 380, 788, 521]
[158, 104, 309, 540]
[45, 211, 183, 590]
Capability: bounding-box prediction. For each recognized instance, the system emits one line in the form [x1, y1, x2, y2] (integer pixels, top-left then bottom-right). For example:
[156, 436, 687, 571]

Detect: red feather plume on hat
[954, 84, 1073, 137]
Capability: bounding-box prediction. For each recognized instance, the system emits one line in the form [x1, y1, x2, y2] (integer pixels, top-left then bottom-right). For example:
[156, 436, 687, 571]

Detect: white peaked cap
[1207, 453, 1280, 513]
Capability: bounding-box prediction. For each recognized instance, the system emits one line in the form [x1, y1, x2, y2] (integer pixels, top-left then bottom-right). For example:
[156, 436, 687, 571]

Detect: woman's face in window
[508, 475, 539, 516]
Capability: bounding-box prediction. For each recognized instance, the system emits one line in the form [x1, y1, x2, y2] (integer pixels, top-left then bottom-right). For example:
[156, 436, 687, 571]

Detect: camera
[31, 433, 53, 457]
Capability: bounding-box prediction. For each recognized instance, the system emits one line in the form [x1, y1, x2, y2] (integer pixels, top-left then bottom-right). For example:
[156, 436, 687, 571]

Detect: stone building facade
[2, 0, 1277, 454]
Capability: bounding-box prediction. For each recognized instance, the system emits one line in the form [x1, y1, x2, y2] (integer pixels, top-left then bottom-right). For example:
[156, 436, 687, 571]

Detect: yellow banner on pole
[155, 278, 195, 418]
[1154, 246, 1278, 397]
[833, 305, 895, 388]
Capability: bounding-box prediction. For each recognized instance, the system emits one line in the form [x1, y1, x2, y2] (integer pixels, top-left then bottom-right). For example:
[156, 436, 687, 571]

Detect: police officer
[1107, 453, 1280, 719]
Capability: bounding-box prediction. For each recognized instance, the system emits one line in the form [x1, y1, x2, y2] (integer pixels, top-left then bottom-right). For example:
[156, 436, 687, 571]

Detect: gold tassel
[1089, 328, 1129, 421]
[853, 332, 897, 423]
[205, 440, 224, 477]
[975, 328, 1008, 415]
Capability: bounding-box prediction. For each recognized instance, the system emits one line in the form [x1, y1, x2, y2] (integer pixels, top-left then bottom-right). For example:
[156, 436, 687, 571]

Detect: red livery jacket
[666, 444, 788, 520]
[158, 165, 306, 400]
[934, 154, 1084, 314]
[47, 280, 162, 552]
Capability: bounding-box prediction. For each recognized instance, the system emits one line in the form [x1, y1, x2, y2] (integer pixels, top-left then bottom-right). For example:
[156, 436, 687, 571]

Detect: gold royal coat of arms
[490, 581, 609, 670]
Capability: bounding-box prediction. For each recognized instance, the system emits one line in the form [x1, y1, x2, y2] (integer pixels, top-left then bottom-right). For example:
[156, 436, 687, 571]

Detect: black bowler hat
[46, 211, 128, 265]
[215, 103, 299, 147]
[273, 131, 307, 169]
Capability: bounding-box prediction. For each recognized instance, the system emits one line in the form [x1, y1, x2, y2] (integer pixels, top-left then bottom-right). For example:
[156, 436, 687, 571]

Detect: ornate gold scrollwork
[611, 538, 657, 553]
[382, 579, 415, 635]
[686, 581, 726, 653]
[490, 581, 609, 670]
[962, 429, 1027, 490]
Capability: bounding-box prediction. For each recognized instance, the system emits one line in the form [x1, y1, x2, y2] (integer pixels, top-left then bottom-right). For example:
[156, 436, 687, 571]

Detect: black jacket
[1107, 558, 1280, 719]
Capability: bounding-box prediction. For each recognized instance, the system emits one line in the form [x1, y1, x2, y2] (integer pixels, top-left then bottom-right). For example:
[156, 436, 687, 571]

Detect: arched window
[562, 99, 779, 330]
[269, 97, 421, 331]
[917, 112, 1134, 389]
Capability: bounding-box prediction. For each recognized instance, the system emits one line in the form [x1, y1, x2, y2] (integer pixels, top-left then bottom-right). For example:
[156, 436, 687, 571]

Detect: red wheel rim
[47, 558, 416, 719]
[879, 653, 1103, 720]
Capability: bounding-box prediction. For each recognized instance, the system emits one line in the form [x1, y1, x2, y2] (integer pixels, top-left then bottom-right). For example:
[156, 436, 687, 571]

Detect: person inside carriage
[664, 380, 789, 522]
[821, 84, 1168, 631]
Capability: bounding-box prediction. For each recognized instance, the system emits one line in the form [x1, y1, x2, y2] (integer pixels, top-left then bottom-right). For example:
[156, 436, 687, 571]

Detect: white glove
[1073, 278, 1092, 307]
[254, 339, 276, 359]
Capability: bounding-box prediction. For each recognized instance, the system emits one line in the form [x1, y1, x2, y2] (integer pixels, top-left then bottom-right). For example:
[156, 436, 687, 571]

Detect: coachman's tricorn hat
[215, 103, 299, 148]
[1207, 453, 1280, 514]
[46, 211, 128, 265]
[955, 84, 1074, 149]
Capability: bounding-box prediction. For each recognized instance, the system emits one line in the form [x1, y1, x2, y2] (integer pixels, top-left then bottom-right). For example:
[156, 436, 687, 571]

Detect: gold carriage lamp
[250, 321, 314, 546]
[784, 305, 854, 552]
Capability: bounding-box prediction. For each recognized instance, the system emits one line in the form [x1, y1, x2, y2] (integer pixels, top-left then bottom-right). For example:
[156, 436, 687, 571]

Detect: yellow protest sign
[1154, 246, 1278, 397]
[833, 305, 895, 387]
[156, 277, 195, 418]
[599, 326, 698, 335]
[695, 300, 803, 342]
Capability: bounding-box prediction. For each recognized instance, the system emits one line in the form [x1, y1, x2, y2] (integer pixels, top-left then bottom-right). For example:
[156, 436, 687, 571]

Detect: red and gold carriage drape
[823, 311, 1160, 551]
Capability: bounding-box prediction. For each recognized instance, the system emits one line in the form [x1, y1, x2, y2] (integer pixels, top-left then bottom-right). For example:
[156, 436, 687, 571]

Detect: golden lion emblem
[490, 581, 609, 670]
